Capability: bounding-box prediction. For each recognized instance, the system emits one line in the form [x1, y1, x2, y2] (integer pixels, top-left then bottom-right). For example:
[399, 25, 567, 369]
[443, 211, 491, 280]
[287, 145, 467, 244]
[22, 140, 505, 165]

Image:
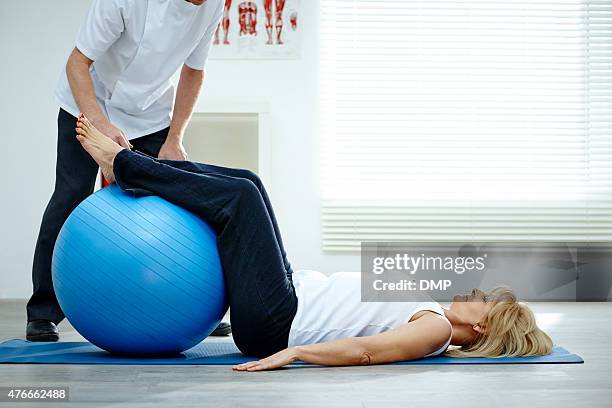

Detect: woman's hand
[232, 347, 299, 372]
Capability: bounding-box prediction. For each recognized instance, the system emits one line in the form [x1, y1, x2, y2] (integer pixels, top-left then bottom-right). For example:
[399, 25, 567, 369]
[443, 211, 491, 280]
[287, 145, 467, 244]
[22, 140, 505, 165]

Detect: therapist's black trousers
[113, 150, 298, 357]
[27, 109, 169, 324]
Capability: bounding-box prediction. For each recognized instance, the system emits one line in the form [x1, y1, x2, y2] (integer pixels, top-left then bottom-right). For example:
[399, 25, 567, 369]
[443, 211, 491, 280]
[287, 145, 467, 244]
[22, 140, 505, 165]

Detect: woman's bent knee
[233, 178, 260, 199]
[235, 169, 261, 188]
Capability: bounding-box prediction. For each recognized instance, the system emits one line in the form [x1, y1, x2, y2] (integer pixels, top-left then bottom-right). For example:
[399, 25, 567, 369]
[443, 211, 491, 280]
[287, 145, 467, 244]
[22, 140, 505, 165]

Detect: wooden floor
[0, 300, 610, 408]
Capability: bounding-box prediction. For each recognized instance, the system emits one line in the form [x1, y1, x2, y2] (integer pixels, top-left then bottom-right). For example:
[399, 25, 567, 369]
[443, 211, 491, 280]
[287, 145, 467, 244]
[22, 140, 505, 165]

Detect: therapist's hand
[159, 139, 188, 161]
[93, 118, 132, 149]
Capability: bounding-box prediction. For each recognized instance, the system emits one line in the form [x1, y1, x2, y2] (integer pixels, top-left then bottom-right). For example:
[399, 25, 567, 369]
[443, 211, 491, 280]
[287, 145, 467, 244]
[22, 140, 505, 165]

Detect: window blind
[320, 0, 612, 251]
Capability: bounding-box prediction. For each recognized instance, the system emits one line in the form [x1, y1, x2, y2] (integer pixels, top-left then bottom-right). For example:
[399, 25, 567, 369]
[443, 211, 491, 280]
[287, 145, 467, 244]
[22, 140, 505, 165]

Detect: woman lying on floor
[74, 113, 553, 371]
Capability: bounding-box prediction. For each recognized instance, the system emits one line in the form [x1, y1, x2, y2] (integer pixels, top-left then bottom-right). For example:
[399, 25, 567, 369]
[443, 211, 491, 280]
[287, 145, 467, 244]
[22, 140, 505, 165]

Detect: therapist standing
[26, 0, 232, 341]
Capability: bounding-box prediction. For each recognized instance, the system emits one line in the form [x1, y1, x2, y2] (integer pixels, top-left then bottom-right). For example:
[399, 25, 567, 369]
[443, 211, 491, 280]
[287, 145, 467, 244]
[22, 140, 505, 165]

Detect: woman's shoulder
[410, 310, 452, 345]
[412, 308, 449, 323]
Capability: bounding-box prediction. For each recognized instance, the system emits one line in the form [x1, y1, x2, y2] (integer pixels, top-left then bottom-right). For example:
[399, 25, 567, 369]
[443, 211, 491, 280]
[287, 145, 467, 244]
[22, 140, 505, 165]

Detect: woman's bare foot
[75, 113, 124, 184]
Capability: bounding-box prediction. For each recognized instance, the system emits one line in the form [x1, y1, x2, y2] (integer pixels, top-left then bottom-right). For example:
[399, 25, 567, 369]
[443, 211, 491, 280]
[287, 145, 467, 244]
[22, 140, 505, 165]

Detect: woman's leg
[75, 117, 297, 356]
[116, 151, 297, 356]
[157, 160, 293, 278]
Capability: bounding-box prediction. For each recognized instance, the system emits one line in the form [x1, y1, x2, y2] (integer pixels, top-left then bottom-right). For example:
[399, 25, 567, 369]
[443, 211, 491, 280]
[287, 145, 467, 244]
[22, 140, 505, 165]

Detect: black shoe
[26, 320, 59, 342]
[210, 321, 232, 336]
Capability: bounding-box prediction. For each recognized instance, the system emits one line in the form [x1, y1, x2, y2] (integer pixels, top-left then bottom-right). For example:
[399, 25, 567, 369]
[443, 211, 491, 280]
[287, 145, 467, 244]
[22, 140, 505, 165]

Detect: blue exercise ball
[52, 184, 228, 355]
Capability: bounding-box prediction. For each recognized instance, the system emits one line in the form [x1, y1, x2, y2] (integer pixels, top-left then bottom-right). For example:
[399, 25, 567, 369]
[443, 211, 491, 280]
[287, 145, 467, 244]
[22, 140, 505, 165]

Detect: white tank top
[288, 270, 452, 357]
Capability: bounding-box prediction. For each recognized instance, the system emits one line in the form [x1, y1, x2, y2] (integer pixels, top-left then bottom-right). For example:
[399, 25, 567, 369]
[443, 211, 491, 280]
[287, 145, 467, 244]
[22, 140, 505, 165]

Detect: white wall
[0, 0, 359, 299]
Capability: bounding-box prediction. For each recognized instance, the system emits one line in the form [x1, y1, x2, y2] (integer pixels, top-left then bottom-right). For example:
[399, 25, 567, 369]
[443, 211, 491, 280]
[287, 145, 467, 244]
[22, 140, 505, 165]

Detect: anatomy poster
[210, 0, 301, 59]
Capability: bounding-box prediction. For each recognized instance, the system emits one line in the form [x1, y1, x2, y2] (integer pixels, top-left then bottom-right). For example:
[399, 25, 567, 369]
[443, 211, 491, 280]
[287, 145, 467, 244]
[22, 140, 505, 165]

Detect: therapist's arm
[159, 64, 205, 161]
[66, 47, 132, 149]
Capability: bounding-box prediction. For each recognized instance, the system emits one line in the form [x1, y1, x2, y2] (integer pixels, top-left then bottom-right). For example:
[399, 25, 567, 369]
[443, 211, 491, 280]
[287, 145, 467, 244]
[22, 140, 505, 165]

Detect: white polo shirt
[55, 0, 223, 140]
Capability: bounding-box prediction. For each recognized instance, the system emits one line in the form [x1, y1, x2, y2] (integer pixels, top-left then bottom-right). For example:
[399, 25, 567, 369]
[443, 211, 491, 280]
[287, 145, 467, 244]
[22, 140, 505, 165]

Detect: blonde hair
[446, 287, 553, 358]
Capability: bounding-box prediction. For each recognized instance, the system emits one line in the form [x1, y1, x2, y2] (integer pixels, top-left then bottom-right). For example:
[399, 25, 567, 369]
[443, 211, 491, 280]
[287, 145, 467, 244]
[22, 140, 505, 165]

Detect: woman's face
[448, 288, 493, 326]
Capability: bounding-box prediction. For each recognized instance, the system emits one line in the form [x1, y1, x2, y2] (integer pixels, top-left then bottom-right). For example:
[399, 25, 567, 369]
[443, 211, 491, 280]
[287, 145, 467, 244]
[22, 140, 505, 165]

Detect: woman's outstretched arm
[233, 312, 451, 371]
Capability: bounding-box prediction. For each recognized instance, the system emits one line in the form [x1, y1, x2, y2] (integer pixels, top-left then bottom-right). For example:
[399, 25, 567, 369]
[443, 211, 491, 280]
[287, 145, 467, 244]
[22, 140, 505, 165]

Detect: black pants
[27, 109, 169, 323]
[113, 150, 298, 356]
